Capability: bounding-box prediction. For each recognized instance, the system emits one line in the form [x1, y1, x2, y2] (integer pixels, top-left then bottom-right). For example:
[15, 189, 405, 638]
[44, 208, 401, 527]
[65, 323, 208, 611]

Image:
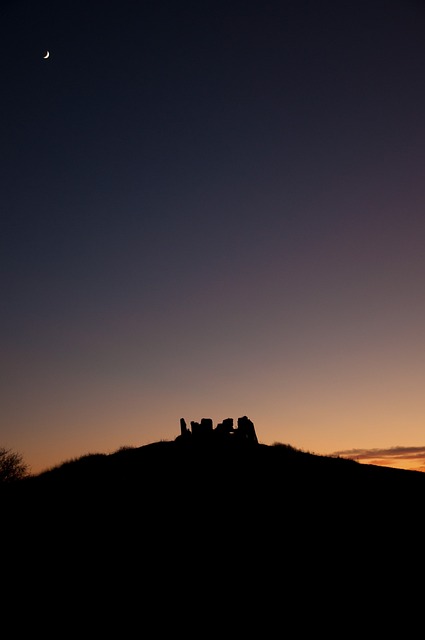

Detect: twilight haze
[1, 0, 425, 475]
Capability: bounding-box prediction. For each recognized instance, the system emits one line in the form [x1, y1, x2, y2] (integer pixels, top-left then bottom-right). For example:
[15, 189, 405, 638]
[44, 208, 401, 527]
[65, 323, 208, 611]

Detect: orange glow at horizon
[332, 447, 425, 473]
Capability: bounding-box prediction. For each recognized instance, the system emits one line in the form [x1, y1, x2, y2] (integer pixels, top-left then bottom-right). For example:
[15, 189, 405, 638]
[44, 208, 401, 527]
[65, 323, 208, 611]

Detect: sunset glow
[2, 1, 425, 477]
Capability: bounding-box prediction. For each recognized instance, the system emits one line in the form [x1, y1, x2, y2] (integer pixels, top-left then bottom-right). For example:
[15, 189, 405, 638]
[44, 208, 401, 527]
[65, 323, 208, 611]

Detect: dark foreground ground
[3, 439, 423, 629]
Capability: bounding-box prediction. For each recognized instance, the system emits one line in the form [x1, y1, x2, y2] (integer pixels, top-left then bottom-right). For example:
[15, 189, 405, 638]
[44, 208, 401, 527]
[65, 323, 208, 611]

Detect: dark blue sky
[2, 0, 425, 473]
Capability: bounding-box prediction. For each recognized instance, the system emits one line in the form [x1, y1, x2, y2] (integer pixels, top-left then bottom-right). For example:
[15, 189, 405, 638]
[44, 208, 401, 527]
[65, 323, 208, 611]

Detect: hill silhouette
[4, 420, 425, 524]
[3, 419, 423, 626]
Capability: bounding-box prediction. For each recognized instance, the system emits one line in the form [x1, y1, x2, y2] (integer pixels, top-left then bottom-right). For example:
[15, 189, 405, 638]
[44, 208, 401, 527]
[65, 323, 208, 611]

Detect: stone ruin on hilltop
[176, 416, 258, 445]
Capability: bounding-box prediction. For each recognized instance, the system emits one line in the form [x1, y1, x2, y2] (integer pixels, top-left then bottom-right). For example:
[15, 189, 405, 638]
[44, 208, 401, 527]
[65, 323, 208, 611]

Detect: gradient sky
[2, 0, 425, 475]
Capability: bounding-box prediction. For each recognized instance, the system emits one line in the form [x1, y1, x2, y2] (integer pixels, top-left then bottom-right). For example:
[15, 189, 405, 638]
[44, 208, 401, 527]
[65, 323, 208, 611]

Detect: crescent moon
[43, 51, 50, 59]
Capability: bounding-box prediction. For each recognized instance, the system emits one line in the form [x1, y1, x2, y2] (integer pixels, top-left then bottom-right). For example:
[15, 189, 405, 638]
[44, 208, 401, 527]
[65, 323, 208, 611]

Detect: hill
[4, 436, 425, 521]
[3, 434, 423, 626]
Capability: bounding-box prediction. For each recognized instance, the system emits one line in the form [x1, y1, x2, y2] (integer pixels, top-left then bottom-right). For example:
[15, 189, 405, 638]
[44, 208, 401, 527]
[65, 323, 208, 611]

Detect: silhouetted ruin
[176, 416, 258, 445]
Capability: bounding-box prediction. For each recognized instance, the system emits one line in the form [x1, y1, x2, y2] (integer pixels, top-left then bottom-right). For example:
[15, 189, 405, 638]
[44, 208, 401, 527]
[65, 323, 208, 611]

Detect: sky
[2, 0, 425, 475]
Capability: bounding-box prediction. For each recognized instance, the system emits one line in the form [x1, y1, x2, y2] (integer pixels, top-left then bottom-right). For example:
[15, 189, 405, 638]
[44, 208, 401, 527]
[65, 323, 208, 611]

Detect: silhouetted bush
[0, 447, 29, 483]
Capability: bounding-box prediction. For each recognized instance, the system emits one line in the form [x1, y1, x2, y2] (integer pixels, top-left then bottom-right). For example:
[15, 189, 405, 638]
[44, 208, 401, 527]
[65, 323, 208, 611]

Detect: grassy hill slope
[3, 438, 423, 624]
